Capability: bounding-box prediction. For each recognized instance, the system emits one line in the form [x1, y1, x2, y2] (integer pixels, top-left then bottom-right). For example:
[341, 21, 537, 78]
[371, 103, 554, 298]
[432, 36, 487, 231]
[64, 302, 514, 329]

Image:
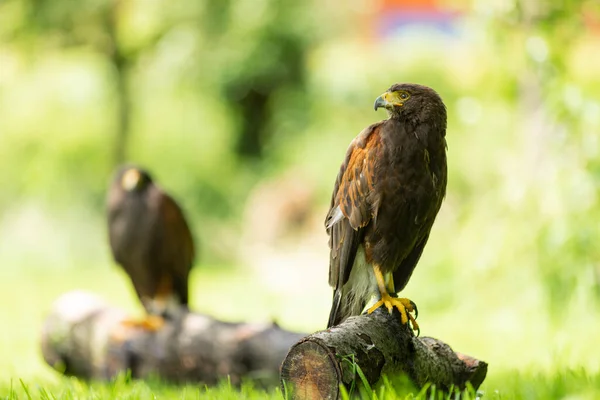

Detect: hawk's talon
[367, 293, 419, 333]
[407, 312, 420, 336]
[410, 300, 418, 320]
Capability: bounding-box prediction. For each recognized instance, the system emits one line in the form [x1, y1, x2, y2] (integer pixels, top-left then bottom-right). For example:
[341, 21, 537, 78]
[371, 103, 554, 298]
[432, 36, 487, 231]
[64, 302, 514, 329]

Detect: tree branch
[41, 291, 487, 395]
[40, 291, 306, 387]
[280, 309, 487, 399]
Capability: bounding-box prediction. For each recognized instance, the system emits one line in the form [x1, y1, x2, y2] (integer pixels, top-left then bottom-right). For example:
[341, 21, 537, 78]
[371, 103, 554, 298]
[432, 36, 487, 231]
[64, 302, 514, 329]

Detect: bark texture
[40, 291, 306, 387]
[280, 308, 487, 399]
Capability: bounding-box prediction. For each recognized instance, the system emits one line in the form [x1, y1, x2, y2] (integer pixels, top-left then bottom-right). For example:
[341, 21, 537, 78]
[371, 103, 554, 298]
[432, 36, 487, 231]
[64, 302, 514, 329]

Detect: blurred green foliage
[481, 0, 600, 310]
[1, 0, 600, 394]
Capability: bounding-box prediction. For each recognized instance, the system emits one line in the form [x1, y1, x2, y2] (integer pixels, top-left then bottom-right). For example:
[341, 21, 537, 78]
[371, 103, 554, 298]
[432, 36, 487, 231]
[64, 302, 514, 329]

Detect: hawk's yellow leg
[367, 265, 419, 333]
[121, 315, 165, 331]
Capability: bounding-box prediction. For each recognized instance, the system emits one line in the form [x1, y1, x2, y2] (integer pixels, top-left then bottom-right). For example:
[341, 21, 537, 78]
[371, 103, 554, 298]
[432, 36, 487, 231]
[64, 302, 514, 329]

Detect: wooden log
[40, 291, 306, 387]
[280, 308, 487, 399]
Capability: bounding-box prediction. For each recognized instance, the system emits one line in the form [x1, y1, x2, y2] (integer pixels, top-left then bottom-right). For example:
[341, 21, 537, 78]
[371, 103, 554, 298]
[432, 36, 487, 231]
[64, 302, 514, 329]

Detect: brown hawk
[107, 166, 195, 329]
[326, 83, 447, 332]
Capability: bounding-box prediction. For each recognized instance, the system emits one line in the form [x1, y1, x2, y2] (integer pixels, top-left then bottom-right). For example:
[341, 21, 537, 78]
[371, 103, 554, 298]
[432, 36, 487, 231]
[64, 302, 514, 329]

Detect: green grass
[3, 369, 599, 399]
[3, 375, 282, 399]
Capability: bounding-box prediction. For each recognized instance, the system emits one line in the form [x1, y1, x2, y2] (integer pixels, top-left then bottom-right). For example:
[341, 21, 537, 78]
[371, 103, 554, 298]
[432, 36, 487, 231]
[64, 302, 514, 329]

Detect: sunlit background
[1, 0, 600, 393]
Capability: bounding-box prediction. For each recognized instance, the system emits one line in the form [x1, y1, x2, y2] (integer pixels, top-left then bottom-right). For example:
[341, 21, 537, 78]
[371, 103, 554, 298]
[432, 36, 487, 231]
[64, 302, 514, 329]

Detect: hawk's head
[117, 166, 153, 193]
[374, 83, 445, 122]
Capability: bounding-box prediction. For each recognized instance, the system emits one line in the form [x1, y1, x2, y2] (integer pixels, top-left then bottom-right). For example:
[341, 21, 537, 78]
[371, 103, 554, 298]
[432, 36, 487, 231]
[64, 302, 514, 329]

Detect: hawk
[107, 166, 195, 329]
[326, 83, 447, 331]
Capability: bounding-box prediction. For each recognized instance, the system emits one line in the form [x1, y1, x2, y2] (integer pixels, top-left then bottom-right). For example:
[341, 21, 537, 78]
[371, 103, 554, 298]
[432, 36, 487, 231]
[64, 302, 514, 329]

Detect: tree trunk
[40, 291, 306, 387]
[280, 308, 487, 399]
[106, 0, 131, 166]
[112, 57, 131, 166]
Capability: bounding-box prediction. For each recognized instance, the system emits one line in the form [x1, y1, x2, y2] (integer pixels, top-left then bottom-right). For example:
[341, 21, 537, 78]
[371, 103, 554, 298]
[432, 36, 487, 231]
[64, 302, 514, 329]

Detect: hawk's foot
[367, 294, 419, 334]
[121, 315, 165, 332]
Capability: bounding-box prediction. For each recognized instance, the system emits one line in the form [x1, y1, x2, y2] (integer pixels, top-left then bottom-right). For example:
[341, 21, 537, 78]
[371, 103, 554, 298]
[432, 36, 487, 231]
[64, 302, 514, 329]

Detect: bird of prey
[325, 83, 447, 331]
[107, 166, 195, 330]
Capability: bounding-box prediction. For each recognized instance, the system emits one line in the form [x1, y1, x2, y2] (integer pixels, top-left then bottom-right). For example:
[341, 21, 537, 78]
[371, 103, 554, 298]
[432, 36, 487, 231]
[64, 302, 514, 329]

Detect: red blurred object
[372, 0, 462, 38]
[380, 0, 439, 12]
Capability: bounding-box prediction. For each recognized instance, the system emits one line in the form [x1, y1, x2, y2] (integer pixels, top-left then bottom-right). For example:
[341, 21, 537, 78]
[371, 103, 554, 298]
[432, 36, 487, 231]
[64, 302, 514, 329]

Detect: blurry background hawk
[326, 83, 447, 331]
[107, 166, 195, 329]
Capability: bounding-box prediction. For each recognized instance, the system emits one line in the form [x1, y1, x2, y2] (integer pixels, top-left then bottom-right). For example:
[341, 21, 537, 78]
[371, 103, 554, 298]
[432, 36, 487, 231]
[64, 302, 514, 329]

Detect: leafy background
[1, 0, 599, 397]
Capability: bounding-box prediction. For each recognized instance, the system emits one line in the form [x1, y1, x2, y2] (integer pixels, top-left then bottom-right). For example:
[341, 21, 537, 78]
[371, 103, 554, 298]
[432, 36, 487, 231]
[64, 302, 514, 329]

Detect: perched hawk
[107, 166, 195, 329]
[325, 83, 447, 331]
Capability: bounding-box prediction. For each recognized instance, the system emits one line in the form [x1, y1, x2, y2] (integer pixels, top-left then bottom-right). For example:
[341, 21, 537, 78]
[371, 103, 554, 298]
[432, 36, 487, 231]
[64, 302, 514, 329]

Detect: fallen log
[40, 291, 306, 387]
[280, 308, 487, 399]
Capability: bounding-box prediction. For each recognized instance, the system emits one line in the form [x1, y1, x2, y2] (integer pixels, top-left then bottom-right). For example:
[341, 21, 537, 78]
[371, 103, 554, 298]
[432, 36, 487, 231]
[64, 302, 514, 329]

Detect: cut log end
[281, 339, 342, 400]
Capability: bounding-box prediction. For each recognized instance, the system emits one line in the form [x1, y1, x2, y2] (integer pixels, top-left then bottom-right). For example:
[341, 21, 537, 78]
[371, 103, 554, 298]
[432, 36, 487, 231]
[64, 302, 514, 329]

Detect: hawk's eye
[400, 92, 409, 100]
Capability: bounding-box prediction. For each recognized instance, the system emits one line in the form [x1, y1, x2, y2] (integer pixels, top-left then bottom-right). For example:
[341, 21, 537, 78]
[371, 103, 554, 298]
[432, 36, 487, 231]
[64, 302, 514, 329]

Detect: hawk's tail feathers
[327, 287, 368, 328]
[327, 289, 343, 328]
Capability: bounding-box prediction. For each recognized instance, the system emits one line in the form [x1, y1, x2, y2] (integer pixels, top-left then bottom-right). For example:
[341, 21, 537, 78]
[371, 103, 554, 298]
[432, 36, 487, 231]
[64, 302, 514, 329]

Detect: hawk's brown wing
[152, 192, 195, 306]
[325, 122, 384, 326]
